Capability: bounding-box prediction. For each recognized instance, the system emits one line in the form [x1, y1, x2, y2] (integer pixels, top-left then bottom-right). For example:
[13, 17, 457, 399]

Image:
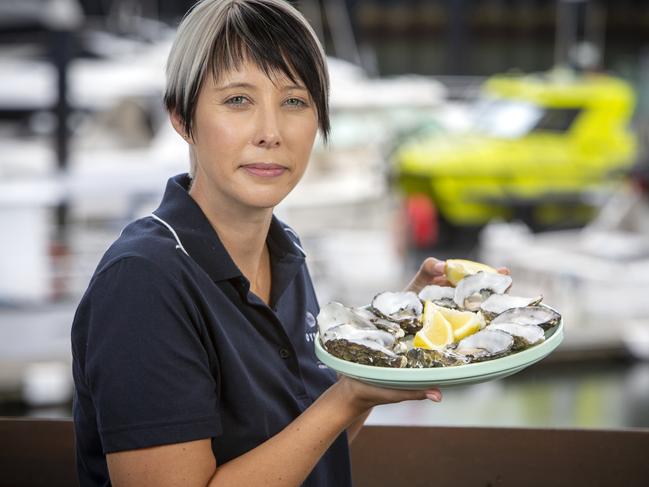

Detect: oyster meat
[454, 272, 513, 311]
[354, 306, 405, 338]
[454, 329, 514, 361]
[372, 291, 423, 335]
[491, 305, 561, 331]
[418, 284, 457, 309]
[480, 294, 543, 321]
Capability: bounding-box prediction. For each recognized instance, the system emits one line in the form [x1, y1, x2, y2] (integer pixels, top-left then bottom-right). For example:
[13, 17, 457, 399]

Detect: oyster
[406, 348, 469, 368]
[322, 324, 407, 368]
[491, 305, 561, 331]
[322, 324, 396, 348]
[372, 291, 423, 335]
[480, 294, 543, 321]
[487, 322, 545, 350]
[418, 284, 457, 309]
[454, 272, 513, 311]
[317, 302, 375, 334]
[317, 303, 407, 367]
[454, 329, 514, 361]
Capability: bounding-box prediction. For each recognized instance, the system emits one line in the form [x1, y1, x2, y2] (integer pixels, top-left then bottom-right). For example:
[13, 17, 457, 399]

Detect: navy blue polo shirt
[71, 174, 352, 487]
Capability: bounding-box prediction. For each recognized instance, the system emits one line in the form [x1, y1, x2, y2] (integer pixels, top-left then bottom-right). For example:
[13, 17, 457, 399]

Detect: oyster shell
[317, 302, 375, 334]
[324, 340, 407, 367]
[406, 348, 469, 368]
[322, 324, 407, 368]
[491, 305, 561, 331]
[454, 329, 514, 361]
[317, 303, 407, 368]
[372, 291, 423, 335]
[321, 323, 396, 348]
[480, 294, 543, 321]
[418, 284, 457, 309]
[487, 322, 545, 350]
[454, 272, 513, 311]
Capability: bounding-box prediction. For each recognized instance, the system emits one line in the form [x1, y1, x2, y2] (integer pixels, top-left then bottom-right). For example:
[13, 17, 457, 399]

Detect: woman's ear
[169, 111, 193, 143]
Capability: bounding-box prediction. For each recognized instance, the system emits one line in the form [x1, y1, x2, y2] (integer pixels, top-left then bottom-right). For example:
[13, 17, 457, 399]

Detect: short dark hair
[165, 0, 330, 150]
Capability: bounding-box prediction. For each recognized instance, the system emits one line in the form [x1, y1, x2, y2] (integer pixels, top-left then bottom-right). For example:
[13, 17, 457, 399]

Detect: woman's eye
[225, 96, 249, 106]
[285, 98, 306, 107]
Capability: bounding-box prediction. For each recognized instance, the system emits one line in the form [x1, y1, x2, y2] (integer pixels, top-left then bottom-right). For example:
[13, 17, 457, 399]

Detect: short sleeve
[75, 256, 221, 453]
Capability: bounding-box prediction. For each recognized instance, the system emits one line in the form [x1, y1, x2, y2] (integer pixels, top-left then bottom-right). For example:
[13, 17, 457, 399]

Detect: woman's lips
[242, 163, 287, 178]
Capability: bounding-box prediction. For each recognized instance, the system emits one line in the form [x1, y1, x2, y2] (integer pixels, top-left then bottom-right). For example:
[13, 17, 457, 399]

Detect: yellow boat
[393, 71, 637, 246]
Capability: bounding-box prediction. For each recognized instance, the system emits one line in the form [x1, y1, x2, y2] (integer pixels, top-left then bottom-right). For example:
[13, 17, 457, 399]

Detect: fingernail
[433, 262, 446, 272]
[426, 392, 441, 402]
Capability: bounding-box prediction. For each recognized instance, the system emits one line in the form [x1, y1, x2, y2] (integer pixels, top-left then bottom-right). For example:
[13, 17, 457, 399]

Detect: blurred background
[1, 0, 649, 430]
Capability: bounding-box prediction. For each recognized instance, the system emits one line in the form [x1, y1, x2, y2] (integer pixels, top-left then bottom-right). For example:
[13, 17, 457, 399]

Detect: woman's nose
[253, 107, 282, 148]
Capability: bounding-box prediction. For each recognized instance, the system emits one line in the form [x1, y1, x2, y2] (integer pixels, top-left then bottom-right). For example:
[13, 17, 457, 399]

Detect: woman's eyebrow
[215, 82, 257, 91]
[281, 84, 307, 91]
[215, 82, 307, 91]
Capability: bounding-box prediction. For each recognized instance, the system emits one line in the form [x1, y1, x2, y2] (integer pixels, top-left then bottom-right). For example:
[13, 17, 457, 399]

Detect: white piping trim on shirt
[150, 213, 303, 259]
[283, 226, 307, 257]
[149, 213, 189, 256]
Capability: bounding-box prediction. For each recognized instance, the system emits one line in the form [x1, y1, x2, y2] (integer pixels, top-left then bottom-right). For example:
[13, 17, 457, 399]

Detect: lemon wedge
[445, 259, 498, 286]
[413, 306, 454, 350]
[423, 302, 485, 342]
[448, 311, 484, 341]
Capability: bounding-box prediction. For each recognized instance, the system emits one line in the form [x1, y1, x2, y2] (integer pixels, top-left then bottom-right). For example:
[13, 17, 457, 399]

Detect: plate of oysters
[314, 259, 563, 389]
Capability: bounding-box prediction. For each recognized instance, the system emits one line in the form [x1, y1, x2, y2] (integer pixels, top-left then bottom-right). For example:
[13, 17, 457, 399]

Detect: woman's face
[175, 58, 319, 212]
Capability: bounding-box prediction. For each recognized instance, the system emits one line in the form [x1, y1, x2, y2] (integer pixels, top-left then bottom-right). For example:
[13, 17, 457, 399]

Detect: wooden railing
[1, 418, 648, 487]
[351, 425, 649, 487]
[0, 418, 76, 487]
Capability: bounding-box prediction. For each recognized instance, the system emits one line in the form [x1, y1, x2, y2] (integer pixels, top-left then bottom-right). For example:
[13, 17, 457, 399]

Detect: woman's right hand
[334, 374, 442, 419]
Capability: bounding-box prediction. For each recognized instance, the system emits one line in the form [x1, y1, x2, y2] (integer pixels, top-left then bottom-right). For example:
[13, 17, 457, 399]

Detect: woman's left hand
[404, 257, 449, 293]
[404, 257, 511, 293]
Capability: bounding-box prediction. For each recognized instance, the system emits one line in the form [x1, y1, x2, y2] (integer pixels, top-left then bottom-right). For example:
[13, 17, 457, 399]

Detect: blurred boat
[392, 69, 638, 248]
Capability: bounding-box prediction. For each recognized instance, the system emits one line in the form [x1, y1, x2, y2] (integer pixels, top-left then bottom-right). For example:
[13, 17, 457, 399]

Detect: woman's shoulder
[93, 215, 187, 283]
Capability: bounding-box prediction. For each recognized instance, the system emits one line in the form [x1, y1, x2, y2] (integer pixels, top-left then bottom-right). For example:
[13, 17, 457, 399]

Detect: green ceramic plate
[314, 319, 563, 389]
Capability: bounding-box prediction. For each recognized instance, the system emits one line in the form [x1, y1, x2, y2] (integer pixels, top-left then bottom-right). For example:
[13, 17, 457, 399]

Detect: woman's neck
[189, 181, 273, 303]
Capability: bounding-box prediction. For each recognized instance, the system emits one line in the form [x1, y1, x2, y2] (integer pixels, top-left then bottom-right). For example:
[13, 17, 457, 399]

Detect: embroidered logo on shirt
[305, 311, 317, 342]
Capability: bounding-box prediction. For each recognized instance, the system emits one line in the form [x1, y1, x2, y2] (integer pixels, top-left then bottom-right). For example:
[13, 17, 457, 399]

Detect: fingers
[497, 266, 511, 275]
[420, 257, 445, 276]
[405, 257, 448, 293]
[426, 258, 450, 287]
[385, 389, 442, 405]
[342, 376, 442, 408]
[430, 274, 451, 286]
[425, 389, 442, 402]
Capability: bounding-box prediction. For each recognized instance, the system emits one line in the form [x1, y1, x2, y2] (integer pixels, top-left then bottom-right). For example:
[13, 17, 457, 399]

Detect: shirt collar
[152, 174, 305, 284]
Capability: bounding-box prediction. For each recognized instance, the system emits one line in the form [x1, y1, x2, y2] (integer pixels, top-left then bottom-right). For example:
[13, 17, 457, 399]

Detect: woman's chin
[241, 191, 290, 210]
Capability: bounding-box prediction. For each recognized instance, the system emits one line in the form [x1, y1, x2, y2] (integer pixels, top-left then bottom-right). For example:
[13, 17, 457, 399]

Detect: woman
[71, 1, 448, 486]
